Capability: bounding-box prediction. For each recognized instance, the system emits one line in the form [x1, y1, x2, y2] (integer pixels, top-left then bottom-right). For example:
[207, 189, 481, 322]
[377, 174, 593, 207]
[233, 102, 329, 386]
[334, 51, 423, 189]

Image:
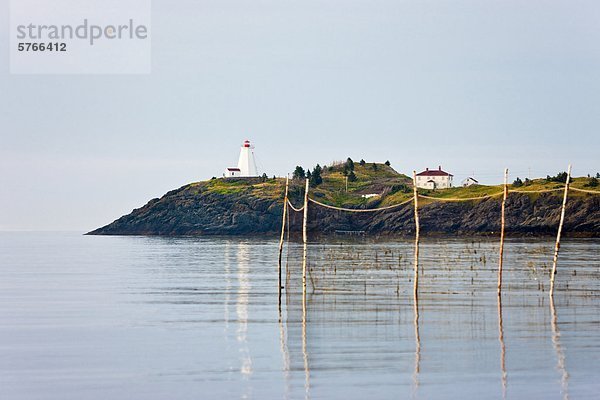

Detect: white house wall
[416, 175, 453, 189]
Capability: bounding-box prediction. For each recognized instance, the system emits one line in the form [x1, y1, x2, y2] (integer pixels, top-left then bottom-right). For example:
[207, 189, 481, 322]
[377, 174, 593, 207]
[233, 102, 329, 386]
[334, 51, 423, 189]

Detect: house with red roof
[415, 166, 453, 190]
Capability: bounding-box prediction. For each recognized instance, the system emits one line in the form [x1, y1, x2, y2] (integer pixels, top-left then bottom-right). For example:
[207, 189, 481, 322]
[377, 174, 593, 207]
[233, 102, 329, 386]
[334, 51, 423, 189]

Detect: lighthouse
[224, 140, 259, 178]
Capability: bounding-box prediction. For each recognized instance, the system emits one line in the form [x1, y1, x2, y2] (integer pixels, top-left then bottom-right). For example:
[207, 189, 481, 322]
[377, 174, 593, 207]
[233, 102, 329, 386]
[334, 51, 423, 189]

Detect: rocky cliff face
[89, 181, 284, 235]
[297, 192, 600, 236]
[89, 180, 600, 237]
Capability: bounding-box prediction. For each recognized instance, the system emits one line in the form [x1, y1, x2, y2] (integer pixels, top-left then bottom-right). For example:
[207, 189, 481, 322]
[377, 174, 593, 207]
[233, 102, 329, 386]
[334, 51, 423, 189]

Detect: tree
[348, 170, 357, 182]
[513, 177, 523, 187]
[306, 169, 312, 181]
[293, 166, 305, 180]
[524, 178, 532, 186]
[261, 173, 268, 182]
[587, 177, 599, 188]
[359, 159, 366, 166]
[547, 172, 568, 183]
[385, 160, 391, 166]
[596, 173, 600, 179]
[310, 164, 323, 187]
[345, 157, 355, 171]
[372, 163, 378, 171]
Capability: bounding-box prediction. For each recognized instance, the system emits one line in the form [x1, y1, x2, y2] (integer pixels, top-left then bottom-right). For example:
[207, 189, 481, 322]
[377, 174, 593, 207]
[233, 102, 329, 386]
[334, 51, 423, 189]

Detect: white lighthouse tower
[224, 140, 259, 178]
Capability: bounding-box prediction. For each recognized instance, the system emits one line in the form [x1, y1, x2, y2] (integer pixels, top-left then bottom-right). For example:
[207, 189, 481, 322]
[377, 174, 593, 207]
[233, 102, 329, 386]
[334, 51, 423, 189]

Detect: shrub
[546, 172, 568, 183]
[359, 159, 366, 166]
[513, 177, 523, 187]
[385, 160, 391, 166]
[586, 177, 599, 188]
[390, 184, 410, 194]
[348, 171, 357, 182]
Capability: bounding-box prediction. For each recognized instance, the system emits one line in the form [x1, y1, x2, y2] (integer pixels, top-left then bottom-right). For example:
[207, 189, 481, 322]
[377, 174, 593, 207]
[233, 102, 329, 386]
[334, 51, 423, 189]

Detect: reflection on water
[236, 243, 252, 380]
[498, 295, 507, 399]
[412, 291, 420, 398]
[550, 295, 570, 400]
[1, 233, 599, 399]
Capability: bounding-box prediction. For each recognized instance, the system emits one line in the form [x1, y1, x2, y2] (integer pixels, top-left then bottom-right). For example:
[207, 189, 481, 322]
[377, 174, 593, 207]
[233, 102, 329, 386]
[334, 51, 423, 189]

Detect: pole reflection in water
[302, 244, 311, 399]
[273, 238, 599, 399]
[550, 295, 570, 400]
[412, 290, 421, 398]
[278, 289, 291, 399]
[498, 295, 507, 400]
[224, 242, 231, 335]
[236, 243, 253, 380]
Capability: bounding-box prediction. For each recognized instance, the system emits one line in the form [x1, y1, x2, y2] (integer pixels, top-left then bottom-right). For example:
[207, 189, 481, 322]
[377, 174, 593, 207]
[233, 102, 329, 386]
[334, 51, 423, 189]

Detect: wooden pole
[550, 165, 572, 297]
[412, 171, 420, 298]
[278, 177, 289, 266]
[302, 178, 309, 290]
[498, 168, 508, 296]
[278, 177, 289, 304]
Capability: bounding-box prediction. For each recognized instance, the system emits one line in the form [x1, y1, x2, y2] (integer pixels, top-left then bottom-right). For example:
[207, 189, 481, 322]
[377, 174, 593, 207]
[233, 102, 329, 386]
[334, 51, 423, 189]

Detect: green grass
[418, 184, 503, 199]
[204, 179, 251, 195]
[188, 164, 597, 208]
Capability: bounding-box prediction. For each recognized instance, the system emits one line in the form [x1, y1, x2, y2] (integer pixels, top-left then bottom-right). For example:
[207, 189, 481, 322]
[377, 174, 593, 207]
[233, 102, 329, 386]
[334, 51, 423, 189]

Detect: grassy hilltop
[202, 161, 597, 207]
[89, 161, 600, 236]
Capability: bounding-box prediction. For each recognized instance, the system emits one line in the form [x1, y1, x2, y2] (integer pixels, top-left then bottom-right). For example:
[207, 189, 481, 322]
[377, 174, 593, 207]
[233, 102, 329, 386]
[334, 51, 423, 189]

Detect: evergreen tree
[310, 164, 323, 187]
[293, 166, 305, 180]
[359, 159, 366, 166]
[587, 177, 599, 188]
[306, 170, 312, 181]
[385, 160, 391, 166]
[345, 157, 355, 171]
[348, 170, 357, 182]
[372, 163, 378, 171]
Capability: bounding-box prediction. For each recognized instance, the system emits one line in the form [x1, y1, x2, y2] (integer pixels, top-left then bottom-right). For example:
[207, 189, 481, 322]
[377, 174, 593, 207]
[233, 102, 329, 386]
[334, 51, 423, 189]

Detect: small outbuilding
[462, 177, 479, 187]
[224, 167, 241, 178]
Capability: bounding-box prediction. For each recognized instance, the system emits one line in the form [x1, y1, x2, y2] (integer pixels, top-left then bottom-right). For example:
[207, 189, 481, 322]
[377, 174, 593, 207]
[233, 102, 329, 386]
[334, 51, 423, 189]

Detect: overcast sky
[1, 0, 599, 231]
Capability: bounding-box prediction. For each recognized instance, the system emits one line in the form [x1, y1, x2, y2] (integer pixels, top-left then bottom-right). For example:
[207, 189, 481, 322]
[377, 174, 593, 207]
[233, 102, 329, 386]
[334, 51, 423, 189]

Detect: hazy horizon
[1, 0, 599, 231]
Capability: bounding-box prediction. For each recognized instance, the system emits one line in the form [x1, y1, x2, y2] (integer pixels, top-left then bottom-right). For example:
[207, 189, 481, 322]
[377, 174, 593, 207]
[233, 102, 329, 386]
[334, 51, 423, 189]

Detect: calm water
[1, 232, 599, 399]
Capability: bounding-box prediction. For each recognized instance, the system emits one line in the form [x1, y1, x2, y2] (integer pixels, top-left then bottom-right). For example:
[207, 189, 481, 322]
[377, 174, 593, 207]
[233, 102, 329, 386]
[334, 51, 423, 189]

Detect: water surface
[1, 233, 599, 399]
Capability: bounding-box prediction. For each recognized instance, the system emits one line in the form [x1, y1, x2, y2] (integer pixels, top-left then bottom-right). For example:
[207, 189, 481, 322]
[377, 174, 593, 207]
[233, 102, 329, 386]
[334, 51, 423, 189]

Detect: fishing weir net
[281, 182, 600, 299]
